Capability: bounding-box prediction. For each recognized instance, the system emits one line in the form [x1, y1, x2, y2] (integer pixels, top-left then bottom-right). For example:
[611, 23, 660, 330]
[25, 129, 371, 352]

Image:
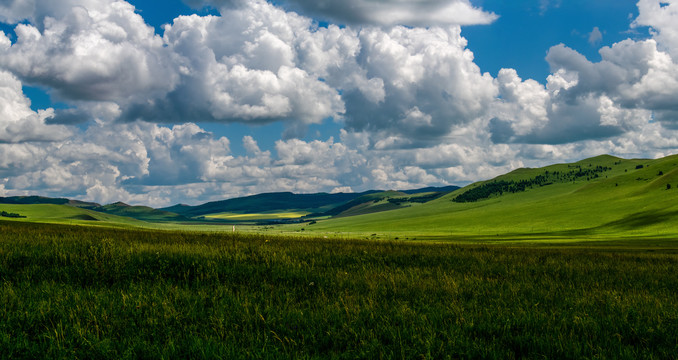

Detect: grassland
[3, 154, 678, 243]
[1, 220, 677, 359]
[204, 211, 310, 221]
[0, 204, 151, 228]
[295, 155, 678, 240]
[2, 154, 678, 358]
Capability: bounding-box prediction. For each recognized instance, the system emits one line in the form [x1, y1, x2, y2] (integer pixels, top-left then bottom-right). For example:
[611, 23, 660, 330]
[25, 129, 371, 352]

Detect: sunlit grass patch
[204, 211, 309, 220]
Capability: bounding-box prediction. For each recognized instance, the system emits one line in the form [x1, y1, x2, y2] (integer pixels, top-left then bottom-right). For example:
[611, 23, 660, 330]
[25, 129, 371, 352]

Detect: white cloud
[545, 39, 678, 128]
[124, 3, 347, 134]
[0, 70, 71, 143]
[633, 0, 678, 58]
[0, 0, 496, 142]
[331, 186, 353, 194]
[198, 0, 497, 27]
[341, 26, 497, 146]
[588, 26, 603, 46]
[493, 68, 550, 136]
[0, 1, 175, 104]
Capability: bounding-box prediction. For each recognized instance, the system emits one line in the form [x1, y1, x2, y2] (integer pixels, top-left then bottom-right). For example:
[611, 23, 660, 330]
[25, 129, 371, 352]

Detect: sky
[1, 0, 677, 207]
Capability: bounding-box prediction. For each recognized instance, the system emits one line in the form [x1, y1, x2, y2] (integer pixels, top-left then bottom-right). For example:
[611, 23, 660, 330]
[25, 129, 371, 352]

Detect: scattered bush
[0, 210, 25, 218]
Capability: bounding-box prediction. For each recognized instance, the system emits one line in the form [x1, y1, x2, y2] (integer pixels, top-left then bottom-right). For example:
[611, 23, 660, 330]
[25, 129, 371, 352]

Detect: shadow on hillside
[443, 209, 678, 242]
[599, 209, 678, 230]
[69, 214, 99, 221]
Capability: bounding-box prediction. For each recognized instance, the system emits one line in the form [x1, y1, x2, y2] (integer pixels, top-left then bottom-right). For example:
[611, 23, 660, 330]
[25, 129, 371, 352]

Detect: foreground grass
[1, 221, 677, 359]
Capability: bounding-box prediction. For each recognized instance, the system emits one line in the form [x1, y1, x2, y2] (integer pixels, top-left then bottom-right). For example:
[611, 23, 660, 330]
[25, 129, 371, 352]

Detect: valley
[3, 154, 678, 243]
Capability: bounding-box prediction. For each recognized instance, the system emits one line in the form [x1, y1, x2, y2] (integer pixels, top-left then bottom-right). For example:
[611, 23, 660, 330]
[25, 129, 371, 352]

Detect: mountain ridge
[1, 186, 460, 222]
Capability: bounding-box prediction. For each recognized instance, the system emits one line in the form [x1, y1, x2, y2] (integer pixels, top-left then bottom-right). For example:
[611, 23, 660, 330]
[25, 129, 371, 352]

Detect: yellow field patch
[204, 212, 309, 220]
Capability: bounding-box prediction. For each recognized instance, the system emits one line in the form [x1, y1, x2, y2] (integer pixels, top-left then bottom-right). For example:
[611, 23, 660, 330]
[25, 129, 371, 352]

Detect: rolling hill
[304, 154, 678, 239]
[85, 202, 191, 222]
[308, 190, 453, 218]
[5, 154, 678, 240]
[160, 191, 377, 218]
[160, 186, 458, 220]
[0, 203, 155, 228]
[0, 196, 99, 208]
[0, 186, 460, 226]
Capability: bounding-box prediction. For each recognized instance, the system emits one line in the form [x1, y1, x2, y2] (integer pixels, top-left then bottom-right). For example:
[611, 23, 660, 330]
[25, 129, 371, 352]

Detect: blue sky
[1, 0, 677, 206]
[465, 0, 642, 80]
[18, 0, 647, 154]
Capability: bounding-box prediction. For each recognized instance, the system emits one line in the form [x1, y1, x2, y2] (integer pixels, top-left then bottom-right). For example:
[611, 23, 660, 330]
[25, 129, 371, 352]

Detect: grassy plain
[204, 211, 310, 221]
[4, 155, 678, 242]
[1, 220, 677, 359]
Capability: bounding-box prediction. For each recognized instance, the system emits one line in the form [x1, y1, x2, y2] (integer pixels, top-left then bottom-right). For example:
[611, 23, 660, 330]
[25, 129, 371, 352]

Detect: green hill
[89, 202, 190, 222]
[6, 155, 678, 241]
[0, 204, 154, 228]
[311, 190, 452, 218]
[304, 154, 678, 240]
[160, 191, 375, 218]
[0, 196, 99, 208]
[167, 186, 459, 221]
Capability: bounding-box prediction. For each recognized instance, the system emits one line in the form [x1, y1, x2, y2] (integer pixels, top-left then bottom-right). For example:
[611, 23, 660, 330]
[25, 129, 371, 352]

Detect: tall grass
[1, 220, 677, 359]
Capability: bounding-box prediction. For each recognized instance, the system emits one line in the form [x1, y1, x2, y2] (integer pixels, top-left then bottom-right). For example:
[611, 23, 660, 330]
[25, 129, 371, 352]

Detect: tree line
[453, 166, 612, 203]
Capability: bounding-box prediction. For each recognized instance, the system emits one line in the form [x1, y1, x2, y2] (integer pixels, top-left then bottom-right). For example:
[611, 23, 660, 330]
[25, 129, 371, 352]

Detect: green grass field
[1, 220, 677, 358]
[4, 155, 678, 244]
[204, 211, 310, 220]
[292, 155, 678, 240]
[3, 153, 678, 358]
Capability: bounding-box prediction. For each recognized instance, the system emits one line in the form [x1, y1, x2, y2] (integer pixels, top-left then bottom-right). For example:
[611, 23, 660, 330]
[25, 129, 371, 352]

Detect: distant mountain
[160, 186, 460, 220]
[160, 191, 379, 218]
[0, 196, 99, 208]
[1, 186, 460, 224]
[86, 202, 191, 222]
[309, 188, 458, 218]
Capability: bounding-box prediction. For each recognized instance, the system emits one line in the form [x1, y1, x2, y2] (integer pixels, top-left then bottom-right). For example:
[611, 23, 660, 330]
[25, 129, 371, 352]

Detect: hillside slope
[307, 154, 678, 238]
[0, 204, 155, 228]
[87, 202, 191, 222]
[160, 192, 375, 218]
[161, 186, 458, 219]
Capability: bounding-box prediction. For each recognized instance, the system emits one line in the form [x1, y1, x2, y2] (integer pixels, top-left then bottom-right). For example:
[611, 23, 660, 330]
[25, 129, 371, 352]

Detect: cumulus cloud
[192, 0, 498, 27]
[341, 26, 497, 147]
[0, 70, 71, 143]
[544, 39, 678, 126]
[0, 0, 497, 144]
[1, 0, 492, 143]
[279, 0, 497, 27]
[633, 0, 678, 58]
[493, 68, 549, 136]
[0, 1, 175, 104]
[125, 2, 348, 136]
[489, 0, 678, 145]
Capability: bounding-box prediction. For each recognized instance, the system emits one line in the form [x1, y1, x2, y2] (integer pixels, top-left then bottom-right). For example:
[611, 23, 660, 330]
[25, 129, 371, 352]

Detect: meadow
[1, 220, 677, 359]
